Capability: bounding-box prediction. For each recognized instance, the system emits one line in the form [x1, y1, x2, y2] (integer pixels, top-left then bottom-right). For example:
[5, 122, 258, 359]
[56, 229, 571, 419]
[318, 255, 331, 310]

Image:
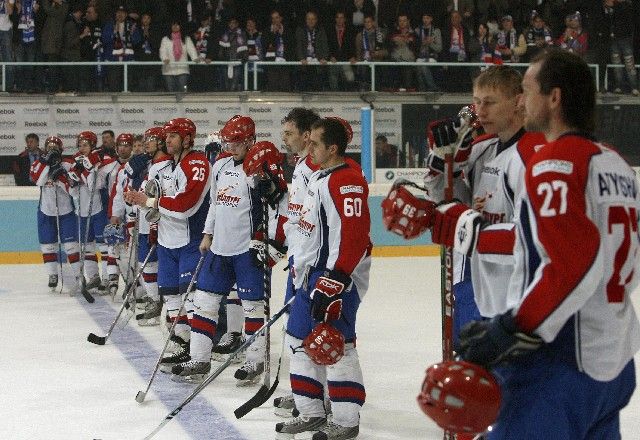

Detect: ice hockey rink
[3, 256, 640, 440]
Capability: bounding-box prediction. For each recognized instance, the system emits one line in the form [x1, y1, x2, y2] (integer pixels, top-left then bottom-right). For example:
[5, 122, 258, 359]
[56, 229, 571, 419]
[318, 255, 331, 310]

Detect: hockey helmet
[220, 115, 255, 146]
[417, 361, 501, 435]
[116, 133, 135, 146]
[327, 116, 353, 144]
[77, 130, 98, 149]
[164, 117, 196, 146]
[303, 323, 345, 366]
[243, 141, 284, 177]
[144, 126, 166, 143]
[381, 180, 434, 239]
[45, 135, 64, 152]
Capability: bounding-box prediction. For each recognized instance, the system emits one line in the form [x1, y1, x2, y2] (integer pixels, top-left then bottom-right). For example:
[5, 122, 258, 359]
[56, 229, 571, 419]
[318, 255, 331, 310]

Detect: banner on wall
[0, 101, 401, 156]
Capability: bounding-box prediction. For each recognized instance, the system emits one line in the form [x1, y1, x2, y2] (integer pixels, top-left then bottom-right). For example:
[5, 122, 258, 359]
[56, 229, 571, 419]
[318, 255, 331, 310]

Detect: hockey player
[29, 136, 83, 293]
[170, 115, 288, 383]
[125, 118, 211, 365]
[105, 133, 135, 296]
[275, 118, 371, 440]
[273, 107, 321, 415]
[68, 131, 108, 292]
[123, 127, 170, 324]
[426, 49, 640, 439]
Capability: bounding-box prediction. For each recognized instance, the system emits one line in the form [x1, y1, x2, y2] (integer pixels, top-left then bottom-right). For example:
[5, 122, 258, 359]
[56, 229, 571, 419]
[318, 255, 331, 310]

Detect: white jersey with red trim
[108, 163, 129, 219]
[510, 134, 640, 381]
[136, 154, 173, 235]
[467, 131, 547, 317]
[29, 158, 75, 216]
[156, 151, 211, 249]
[284, 155, 319, 254]
[69, 152, 104, 217]
[292, 163, 372, 297]
[100, 156, 122, 196]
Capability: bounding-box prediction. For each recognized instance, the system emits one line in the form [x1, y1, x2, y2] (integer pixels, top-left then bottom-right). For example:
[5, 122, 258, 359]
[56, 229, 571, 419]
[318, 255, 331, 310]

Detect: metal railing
[0, 60, 613, 94]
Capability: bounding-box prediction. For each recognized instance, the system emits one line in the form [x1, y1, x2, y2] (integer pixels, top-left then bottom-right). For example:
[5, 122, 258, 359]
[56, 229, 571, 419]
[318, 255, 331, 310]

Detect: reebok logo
[57, 108, 79, 114]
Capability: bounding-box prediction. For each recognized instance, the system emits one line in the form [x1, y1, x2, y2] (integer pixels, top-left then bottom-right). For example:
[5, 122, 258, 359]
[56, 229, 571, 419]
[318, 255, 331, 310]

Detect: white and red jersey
[466, 130, 547, 317]
[69, 152, 104, 217]
[136, 153, 173, 235]
[99, 155, 122, 196]
[29, 158, 75, 217]
[107, 163, 129, 220]
[509, 133, 640, 381]
[203, 155, 287, 256]
[292, 162, 372, 297]
[284, 155, 319, 254]
[156, 151, 211, 249]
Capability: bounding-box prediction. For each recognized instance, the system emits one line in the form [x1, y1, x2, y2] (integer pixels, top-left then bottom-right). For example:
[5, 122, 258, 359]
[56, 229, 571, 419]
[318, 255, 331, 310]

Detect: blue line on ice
[78, 295, 249, 440]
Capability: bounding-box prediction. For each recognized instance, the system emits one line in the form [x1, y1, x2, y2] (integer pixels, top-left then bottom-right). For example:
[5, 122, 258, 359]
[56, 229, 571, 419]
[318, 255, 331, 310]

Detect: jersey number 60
[344, 197, 362, 217]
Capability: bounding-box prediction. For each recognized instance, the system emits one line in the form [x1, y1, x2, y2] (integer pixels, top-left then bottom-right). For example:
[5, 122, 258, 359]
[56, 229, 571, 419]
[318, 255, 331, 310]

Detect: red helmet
[303, 323, 345, 366]
[164, 117, 196, 146]
[243, 141, 283, 177]
[45, 136, 63, 151]
[144, 126, 166, 143]
[381, 181, 434, 239]
[417, 361, 501, 435]
[77, 131, 98, 149]
[327, 116, 353, 144]
[116, 133, 135, 145]
[220, 115, 255, 144]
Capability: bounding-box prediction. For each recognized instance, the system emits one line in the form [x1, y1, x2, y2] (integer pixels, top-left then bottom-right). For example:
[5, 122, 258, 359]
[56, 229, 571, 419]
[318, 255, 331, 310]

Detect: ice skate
[234, 360, 264, 386]
[211, 331, 245, 363]
[97, 276, 108, 295]
[137, 299, 162, 326]
[108, 274, 118, 298]
[48, 274, 59, 291]
[312, 422, 359, 440]
[274, 394, 299, 418]
[275, 416, 326, 439]
[170, 360, 211, 383]
[85, 274, 102, 291]
[159, 336, 190, 373]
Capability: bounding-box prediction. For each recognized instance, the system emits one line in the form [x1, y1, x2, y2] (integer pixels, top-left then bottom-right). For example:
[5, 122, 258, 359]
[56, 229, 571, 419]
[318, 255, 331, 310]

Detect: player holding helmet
[126, 117, 211, 362]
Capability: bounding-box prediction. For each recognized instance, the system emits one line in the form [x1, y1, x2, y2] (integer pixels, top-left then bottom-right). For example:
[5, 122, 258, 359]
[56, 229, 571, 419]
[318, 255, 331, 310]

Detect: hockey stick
[78, 169, 98, 303]
[142, 296, 295, 439]
[440, 106, 477, 440]
[234, 326, 286, 418]
[135, 253, 206, 403]
[87, 243, 156, 345]
[234, 188, 274, 417]
[53, 186, 65, 294]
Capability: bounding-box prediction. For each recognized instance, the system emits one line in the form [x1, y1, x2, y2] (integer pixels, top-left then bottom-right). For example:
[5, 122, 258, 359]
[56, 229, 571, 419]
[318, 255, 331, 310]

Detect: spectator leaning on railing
[41, 0, 68, 94]
[101, 4, 141, 92]
[263, 8, 295, 91]
[159, 19, 198, 92]
[217, 14, 247, 91]
[354, 14, 387, 90]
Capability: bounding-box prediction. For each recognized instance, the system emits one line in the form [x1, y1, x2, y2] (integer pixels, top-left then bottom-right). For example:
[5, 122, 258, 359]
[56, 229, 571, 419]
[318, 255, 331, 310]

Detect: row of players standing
[382, 49, 640, 438]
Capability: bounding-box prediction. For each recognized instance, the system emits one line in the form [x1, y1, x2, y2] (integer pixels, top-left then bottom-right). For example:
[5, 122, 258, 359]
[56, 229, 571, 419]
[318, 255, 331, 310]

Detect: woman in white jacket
[159, 21, 199, 92]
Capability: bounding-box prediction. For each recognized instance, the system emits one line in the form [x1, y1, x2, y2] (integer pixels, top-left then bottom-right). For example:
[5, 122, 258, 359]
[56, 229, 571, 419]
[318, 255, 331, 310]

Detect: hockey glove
[258, 173, 287, 208]
[249, 227, 288, 268]
[124, 153, 151, 180]
[44, 149, 62, 167]
[310, 271, 350, 322]
[456, 311, 543, 368]
[148, 222, 158, 245]
[425, 116, 475, 176]
[431, 202, 486, 256]
[75, 152, 100, 173]
[48, 161, 66, 182]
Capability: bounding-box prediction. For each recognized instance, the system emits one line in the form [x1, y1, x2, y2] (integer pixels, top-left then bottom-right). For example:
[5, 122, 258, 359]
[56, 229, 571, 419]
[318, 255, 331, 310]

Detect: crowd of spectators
[0, 0, 639, 94]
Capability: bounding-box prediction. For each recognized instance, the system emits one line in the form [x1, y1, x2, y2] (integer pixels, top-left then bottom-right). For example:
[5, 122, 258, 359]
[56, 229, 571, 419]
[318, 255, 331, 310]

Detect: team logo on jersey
[532, 160, 573, 177]
[298, 218, 316, 237]
[288, 202, 303, 216]
[224, 170, 240, 178]
[216, 186, 241, 207]
[339, 185, 364, 195]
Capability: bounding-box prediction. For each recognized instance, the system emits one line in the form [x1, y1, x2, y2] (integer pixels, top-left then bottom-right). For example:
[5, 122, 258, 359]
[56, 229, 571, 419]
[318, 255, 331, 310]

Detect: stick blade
[234, 377, 279, 419]
[87, 333, 106, 345]
[81, 287, 95, 303]
[135, 391, 146, 403]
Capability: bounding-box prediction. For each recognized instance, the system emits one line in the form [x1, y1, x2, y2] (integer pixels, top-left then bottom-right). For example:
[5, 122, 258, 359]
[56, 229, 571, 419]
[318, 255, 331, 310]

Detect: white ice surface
[1, 258, 639, 439]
